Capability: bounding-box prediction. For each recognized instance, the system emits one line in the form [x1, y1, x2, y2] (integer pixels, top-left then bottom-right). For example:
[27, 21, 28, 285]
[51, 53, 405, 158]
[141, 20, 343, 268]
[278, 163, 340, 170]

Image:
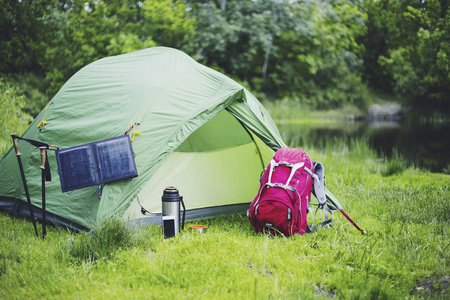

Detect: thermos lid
[162, 186, 182, 202]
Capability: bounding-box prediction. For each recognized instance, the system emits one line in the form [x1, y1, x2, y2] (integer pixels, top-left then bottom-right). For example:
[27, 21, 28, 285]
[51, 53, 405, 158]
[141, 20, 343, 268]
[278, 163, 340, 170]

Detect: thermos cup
[161, 187, 185, 238]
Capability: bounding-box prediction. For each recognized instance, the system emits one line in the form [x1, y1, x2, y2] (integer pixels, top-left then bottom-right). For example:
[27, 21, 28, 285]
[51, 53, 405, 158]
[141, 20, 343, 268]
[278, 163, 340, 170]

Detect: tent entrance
[123, 110, 273, 222]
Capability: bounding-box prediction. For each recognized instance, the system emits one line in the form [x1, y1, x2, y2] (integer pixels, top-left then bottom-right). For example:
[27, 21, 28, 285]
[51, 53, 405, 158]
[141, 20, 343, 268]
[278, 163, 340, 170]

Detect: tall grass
[68, 218, 135, 263]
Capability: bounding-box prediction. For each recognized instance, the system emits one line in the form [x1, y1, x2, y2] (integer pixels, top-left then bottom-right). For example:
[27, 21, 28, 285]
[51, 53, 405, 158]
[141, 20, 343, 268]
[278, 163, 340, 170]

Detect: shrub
[0, 78, 33, 155]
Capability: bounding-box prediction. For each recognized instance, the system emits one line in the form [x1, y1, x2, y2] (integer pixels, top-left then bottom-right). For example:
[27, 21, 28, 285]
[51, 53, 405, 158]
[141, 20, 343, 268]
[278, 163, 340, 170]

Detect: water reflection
[276, 119, 450, 173]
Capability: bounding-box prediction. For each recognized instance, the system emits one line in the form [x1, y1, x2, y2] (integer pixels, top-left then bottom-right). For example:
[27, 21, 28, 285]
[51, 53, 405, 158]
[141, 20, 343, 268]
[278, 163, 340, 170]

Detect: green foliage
[36, 0, 194, 96]
[141, 0, 196, 47]
[106, 33, 157, 56]
[1, 0, 448, 112]
[182, 0, 371, 109]
[0, 78, 33, 155]
[0, 0, 53, 73]
[2, 73, 49, 117]
[270, 0, 370, 109]
[363, 0, 450, 111]
[39, 0, 149, 96]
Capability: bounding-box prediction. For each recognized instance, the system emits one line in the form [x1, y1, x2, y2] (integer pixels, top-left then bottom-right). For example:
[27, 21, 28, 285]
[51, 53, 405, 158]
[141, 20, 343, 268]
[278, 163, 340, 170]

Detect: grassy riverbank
[1, 136, 448, 299]
[263, 100, 365, 121]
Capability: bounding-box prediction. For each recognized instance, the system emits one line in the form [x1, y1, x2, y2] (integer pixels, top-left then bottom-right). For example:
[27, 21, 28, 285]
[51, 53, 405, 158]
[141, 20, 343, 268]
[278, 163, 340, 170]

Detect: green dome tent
[0, 47, 287, 230]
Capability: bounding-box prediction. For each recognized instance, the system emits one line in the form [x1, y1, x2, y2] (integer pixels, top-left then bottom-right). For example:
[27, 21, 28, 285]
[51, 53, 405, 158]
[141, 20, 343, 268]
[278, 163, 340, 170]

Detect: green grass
[263, 99, 364, 121]
[1, 137, 449, 299]
[0, 99, 449, 298]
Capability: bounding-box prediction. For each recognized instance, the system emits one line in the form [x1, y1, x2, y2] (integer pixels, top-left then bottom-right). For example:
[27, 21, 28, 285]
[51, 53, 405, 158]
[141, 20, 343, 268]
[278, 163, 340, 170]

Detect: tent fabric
[0, 47, 286, 229]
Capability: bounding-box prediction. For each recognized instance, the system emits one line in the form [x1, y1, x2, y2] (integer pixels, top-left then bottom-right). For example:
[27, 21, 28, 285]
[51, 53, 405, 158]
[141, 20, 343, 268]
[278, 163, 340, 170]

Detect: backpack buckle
[264, 221, 274, 228]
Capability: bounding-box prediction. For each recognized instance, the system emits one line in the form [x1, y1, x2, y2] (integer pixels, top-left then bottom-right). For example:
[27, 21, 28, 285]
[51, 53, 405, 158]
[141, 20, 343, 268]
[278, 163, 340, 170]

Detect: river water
[276, 119, 450, 173]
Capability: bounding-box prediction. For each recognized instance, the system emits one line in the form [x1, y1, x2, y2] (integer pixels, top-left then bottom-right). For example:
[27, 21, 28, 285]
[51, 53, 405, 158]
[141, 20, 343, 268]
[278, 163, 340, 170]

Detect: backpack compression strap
[305, 162, 333, 230]
[304, 162, 325, 205]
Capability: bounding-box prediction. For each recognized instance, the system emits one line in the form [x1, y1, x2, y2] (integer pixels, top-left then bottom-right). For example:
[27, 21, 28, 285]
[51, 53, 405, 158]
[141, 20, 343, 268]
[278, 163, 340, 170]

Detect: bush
[0, 78, 33, 155]
[4, 73, 49, 117]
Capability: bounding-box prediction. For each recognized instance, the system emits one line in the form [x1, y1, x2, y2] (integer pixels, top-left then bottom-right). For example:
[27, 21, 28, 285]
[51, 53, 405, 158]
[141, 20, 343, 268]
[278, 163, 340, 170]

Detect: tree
[0, 0, 53, 74]
[271, 0, 369, 108]
[363, 0, 449, 110]
[182, 0, 369, 108]
[141, 0, 196, 48]
[37, 0, 196, 96]
[183, 1, 303, 89]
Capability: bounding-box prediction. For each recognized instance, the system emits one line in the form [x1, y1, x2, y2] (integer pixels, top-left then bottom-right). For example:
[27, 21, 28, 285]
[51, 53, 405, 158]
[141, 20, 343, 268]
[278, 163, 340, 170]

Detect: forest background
[1, 0, 449, 129]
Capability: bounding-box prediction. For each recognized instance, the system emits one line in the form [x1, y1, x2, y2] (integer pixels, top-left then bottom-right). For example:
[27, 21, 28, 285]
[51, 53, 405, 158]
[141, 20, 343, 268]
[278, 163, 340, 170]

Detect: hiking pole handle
[124, 124, 135, 135]
[11, 134, 21, 156]
[39, 147, 46, 170]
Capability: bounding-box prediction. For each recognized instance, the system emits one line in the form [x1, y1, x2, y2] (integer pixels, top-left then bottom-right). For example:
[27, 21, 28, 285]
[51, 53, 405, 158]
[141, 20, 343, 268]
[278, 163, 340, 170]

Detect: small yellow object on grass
[188, 224, 207, 234]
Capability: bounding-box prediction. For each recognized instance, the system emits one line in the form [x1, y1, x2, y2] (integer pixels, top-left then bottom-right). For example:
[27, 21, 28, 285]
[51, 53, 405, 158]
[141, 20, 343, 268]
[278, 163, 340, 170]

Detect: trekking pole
[39, 146, 47, 240]
[11, 134, 39, 238]
[340, 210, 366, 234]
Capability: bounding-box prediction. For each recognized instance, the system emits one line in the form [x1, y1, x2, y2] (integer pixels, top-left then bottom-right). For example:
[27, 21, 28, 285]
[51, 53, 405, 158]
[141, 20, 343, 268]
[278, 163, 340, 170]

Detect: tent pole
[234, 118, 265, 171]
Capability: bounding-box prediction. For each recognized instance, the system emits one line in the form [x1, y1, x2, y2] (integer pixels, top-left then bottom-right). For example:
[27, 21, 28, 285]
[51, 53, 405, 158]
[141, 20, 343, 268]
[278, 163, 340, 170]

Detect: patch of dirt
[315, 285, 336, 298]
[410, 275, 449, 298]
[247, 261, 272, 277]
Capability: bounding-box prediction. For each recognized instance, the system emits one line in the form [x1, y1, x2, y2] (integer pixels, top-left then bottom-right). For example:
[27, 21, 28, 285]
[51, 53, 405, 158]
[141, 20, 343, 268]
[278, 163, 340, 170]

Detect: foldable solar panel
[56, 135, 138, 192]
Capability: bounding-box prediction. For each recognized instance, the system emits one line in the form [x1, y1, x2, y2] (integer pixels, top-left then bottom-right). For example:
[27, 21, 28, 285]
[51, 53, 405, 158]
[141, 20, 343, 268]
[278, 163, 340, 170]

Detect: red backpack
[248, 147, 331, 236]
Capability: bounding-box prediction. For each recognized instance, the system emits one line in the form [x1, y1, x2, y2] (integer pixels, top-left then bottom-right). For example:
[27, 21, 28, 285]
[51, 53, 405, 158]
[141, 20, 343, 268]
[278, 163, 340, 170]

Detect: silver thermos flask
[161, 187, 185, 238]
